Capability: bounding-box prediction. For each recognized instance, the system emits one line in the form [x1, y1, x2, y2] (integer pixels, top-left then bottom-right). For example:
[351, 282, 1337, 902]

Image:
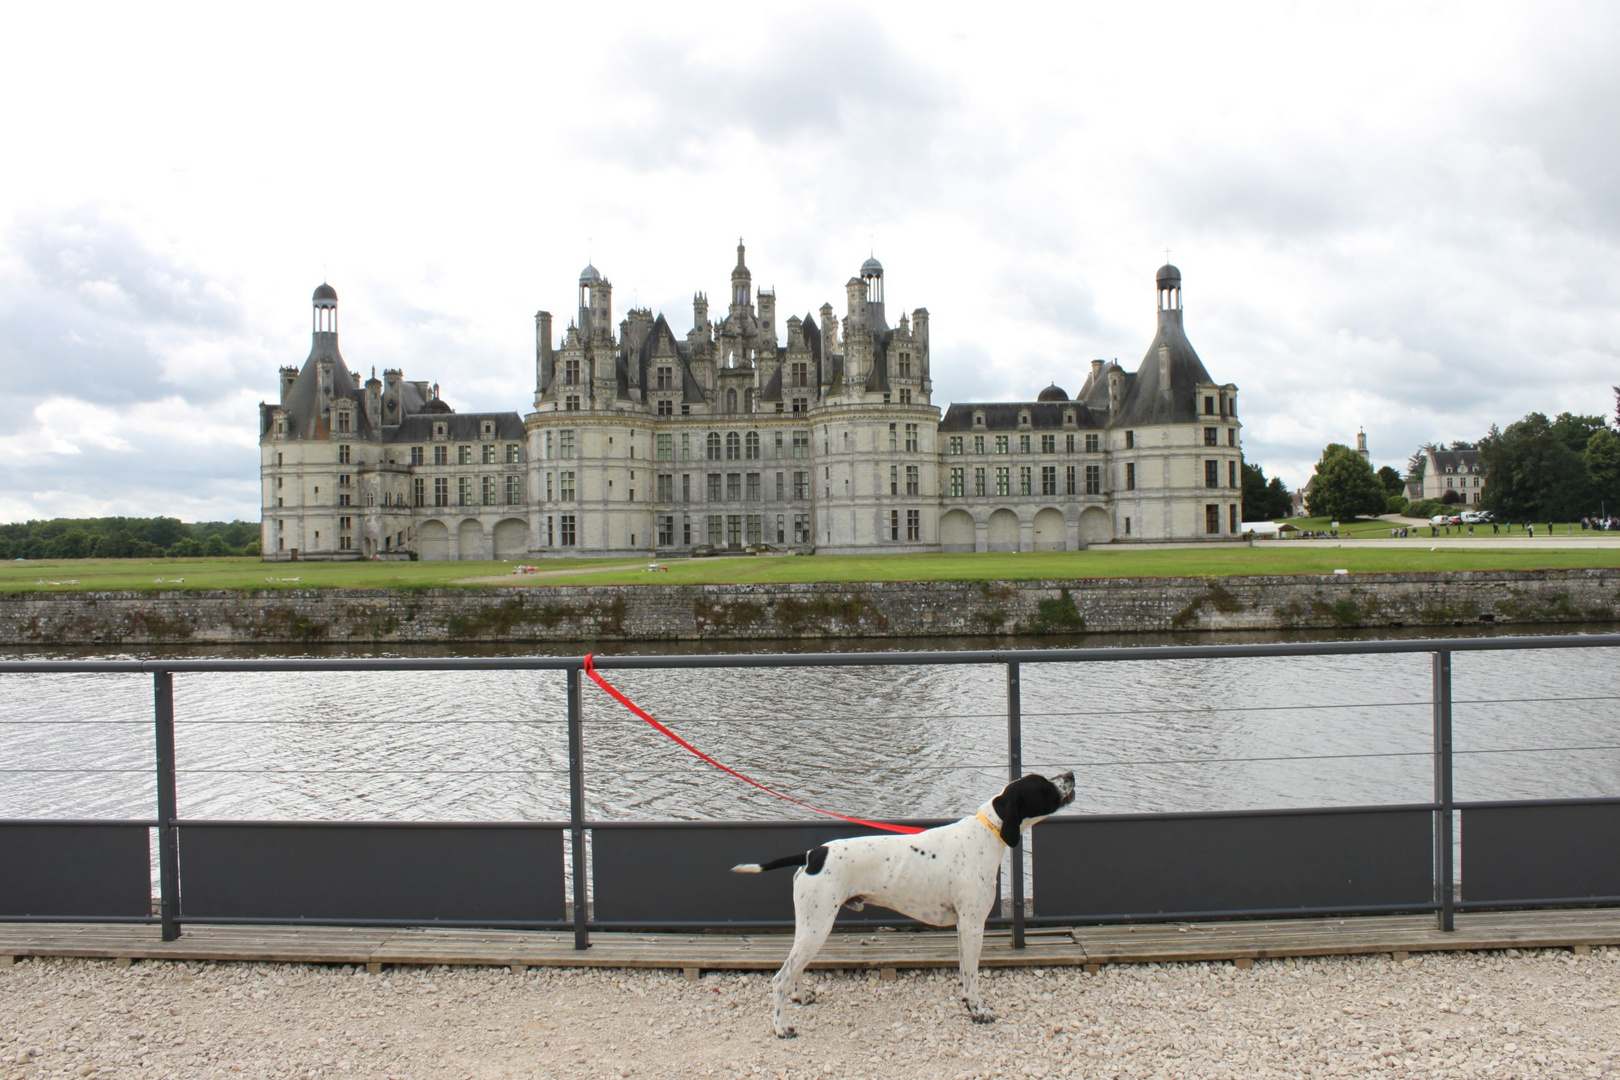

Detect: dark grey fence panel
[1033, 807, 1434, 920]
[591, 820, 947, 925]
[1461, 801, 1620, 904]
[0, 823, 151, 918]
[178, 823, 566, 923]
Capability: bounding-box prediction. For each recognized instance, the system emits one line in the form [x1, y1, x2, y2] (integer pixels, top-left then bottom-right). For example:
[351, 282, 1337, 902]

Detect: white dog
[732, 771, 1075, 1037]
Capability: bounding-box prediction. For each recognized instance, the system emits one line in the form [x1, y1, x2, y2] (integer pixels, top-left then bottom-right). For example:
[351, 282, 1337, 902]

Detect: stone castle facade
[260, 246, 1242, 560]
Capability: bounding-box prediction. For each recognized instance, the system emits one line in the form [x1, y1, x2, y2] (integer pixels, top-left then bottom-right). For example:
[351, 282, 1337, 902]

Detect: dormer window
[1018, 411, 1031, 427]
[973, 411, 985, 427]
[481, 421, 494, 438]
[335, 410, 351, 433]
[434, 422, 447, 438]
[1063, 411, 1075, 426]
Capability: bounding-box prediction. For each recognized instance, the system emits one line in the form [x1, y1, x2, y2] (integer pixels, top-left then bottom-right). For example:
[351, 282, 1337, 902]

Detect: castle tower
[860, 255, 885, 328]
[1156, 263, 1182, 312]
[313, 281, 338, 334]
[730, 238, 752, 312]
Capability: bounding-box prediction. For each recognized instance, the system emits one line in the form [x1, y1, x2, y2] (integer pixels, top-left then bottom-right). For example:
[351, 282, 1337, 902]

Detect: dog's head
[990, 772, 1075, 848]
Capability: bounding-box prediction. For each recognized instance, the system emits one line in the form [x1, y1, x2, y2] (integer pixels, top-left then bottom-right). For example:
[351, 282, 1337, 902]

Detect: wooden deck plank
[2, 909, 1616, 970]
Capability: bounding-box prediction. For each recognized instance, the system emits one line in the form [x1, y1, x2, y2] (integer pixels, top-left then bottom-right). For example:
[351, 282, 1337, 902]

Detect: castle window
[1019, 434, 1031, 454]
[560, 515, 576, 546]
[1206, 505, 1221, 533]
[1205, 427, 1218, 447]
[707, 474, 722, 501]
[338, 444, 351, 464]
[726, 388, 738, 413]
[1020, 466, 1032, 495]
[434, 477, 449, 506]
[889, 424, 898, 452]
[973, 412, 985, 427]
[975, 467, 987, 497]
[745, 431, 760, 459]
[995, 435, 1009, 454]
[791, 362, 809, 388]
[458, 445, 473, 465]
[559, 472, 575, 500]
[505, 476, 522, 505]
[897, 353, 912, 378]
[1086, 464, 1102, 495]
[949, 436, 963, 455]
[996, 467, 1011, 496]
[560, 430, 576, 459]
[793, 471, 808, 500]
[726, 473, 742, 501]
[658, 516, 675, 546]
[950, 467, 965, 497]
[1126, 463, 1135, 491]
[657, 434, 673, 461]
[338, 474, 352, 487]
[1018, 412, 1031, 427]
[1204, 396, 1216, 415]
[482, 444, 497, 464]
[336, 411, 351, 433]
[482, 421, 494, 438]
[1086, 433, 1100, 453]
[507, 443, 521, 463]
[792, 397, 808, 414]
[411, 446, 425, 465]
[792, 430, 810, 458]
[434, 422, 447, 438]
[907, 509, 920, 542]
[746, 473, 761, 501]
[1228, 429, 1236, 447]
[906, 424, 919, 452]
[565, 359, 580, 385]
[890, 465, 899, 495]
[459, 477, 474, 505]
[1205, 461, 1220, 488]
[1066, 465, 1077, 495]
[1042, 434, 1056, 454]
[482, 476, 498, 505]
[726, 432, 741, 460]
[565, 395, 581, 411]
[899, 388, 912, 404]
[890, 509, 900, 542]
[1125, 431, 1135, 449]
[657, 474, 674, 502]
[707, 432, 722, 460]
[413, 478, 425, 506]
[656, 366, 673, 390]
[658, 399, 673, 416]
[974, 435, 985, 454]
[1042, 466, 1057, 496]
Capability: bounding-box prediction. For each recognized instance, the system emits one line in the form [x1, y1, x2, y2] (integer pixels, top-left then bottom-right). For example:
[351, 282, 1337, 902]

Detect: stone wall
[1, 569, 1617, 645]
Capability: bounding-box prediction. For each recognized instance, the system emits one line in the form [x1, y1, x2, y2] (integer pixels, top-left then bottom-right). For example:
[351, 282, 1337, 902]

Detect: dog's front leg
[956, 915, 994, 1023]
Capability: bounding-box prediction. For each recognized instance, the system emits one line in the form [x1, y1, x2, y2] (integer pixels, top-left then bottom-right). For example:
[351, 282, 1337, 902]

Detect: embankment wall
[1, 569, 1617, 645]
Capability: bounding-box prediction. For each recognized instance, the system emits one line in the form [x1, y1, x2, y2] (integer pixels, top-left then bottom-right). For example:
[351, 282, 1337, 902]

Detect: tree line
[1284, 387, 1620, 524]
[0, 518, 261, 560]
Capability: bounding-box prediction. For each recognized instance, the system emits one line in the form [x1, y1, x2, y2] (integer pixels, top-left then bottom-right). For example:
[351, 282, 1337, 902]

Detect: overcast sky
[2, 1, 1617, 522]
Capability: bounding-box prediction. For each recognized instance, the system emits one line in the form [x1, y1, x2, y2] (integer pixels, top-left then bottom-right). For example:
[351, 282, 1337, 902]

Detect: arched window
[726, 388, 738, 413]
[744, 389, 754, 413]
[707, 432, 722, 460]
[745, 431, 760, 460]
[726, 432, 742, 460]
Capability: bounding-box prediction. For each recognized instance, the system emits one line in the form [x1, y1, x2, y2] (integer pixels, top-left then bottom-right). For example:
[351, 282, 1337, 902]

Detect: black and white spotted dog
[732, 771, 1075, 1037]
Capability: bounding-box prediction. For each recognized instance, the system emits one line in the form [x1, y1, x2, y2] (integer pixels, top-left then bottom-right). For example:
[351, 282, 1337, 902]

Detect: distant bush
[0, 517, 260, 560]
[1407, 499, 1450, 519]
[1385, 495, 1410, 515]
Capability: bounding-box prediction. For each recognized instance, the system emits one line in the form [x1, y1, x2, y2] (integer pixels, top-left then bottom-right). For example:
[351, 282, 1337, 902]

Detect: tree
[1480, 411, 1610, 522]
[1241, 461, 1293, 520]
[1304, 443, 1387, 521]
[1586, 427, 1620, 514]
[1376, 466, 1404, 497]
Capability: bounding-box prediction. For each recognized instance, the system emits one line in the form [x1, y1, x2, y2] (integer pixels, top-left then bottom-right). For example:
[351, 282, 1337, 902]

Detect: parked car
[1460, 511, 1484, 524]
[1429, 514, 1450, 526]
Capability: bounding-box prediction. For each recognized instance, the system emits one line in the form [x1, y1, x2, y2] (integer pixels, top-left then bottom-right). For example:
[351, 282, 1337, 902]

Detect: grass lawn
[3, 544, 1617, 592]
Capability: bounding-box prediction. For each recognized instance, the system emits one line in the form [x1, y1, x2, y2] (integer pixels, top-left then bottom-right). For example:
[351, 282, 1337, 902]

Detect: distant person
[1528, 524, 1535, 538]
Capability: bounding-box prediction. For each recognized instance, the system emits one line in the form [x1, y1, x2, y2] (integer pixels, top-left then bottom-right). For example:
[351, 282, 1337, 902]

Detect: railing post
[153, 671, 181, 941]
[1432, 650, 1454, 932]
[1007, 661, 1025, 949]
[567, 665, 590, 950]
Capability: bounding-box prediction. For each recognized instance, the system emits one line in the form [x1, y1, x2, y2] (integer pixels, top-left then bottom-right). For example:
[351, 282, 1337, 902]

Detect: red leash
[581, 654, 924, 835]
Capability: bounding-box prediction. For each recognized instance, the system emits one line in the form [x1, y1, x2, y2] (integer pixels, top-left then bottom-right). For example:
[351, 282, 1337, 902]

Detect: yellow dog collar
[977, 810, 1007, 846]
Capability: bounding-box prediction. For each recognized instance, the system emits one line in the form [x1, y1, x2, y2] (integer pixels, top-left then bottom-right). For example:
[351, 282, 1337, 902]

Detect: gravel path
[2, 948, 1617, 1079]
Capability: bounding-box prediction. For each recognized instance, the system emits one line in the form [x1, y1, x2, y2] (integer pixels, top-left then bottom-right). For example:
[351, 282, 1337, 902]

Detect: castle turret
[730, 239, 752, 312]
[535, 310, 554, 396]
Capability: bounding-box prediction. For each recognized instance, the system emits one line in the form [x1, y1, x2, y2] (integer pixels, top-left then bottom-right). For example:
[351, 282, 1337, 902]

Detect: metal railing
[4, 632, 1620, 950]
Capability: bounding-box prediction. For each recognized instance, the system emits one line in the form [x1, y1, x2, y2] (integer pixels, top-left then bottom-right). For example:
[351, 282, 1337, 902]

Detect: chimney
[1108, 364, 1124, 418]
[364, 371, 382, 429]
[536, 311, 554, 394]
[280, 366, 298, 405]
[1090, 359, 1104, 384]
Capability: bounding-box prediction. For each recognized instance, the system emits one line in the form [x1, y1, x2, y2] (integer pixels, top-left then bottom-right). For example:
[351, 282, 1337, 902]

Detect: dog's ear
[991, 788, 1026, 848]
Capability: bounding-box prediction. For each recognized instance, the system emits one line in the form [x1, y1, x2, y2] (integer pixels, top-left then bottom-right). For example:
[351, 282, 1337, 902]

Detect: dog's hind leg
[770, 888, 838, 1038]
[956, 916, 994, 1024]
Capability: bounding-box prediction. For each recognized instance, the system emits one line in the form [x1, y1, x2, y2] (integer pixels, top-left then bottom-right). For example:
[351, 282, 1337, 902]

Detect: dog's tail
[731, 851, 813, 875]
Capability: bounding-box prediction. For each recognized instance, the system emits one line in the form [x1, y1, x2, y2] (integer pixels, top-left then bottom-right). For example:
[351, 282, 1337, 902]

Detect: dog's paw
[774, 1025, 798, 1039]
[964, 1000, 996, 1024]
[791, 988, 817, 1006]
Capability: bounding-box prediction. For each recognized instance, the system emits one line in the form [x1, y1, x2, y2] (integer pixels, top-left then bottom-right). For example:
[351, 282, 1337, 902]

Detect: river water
[3, 626, 1618, 827]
